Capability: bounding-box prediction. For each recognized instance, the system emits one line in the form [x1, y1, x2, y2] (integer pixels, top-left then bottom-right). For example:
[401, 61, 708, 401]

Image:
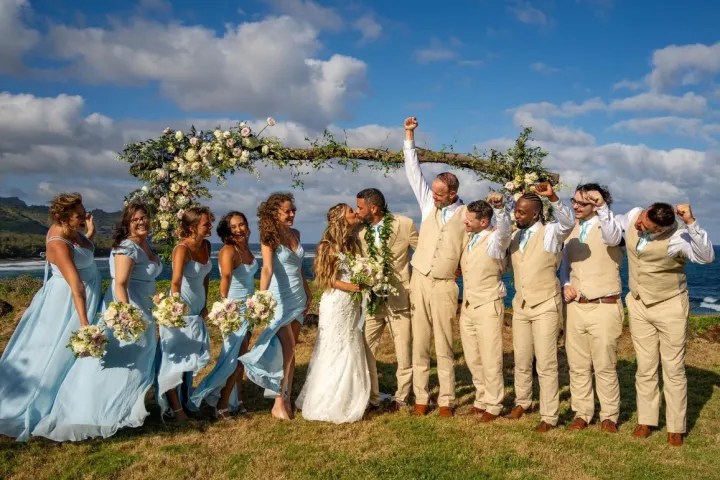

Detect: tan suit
[509, 224, 562, 425]
[411, 205, 468, 407]
[359, 215, 418, 405]
[564, 221, 624, 424]
[626, 212, 689, 433]
[459, 233, 506, 415]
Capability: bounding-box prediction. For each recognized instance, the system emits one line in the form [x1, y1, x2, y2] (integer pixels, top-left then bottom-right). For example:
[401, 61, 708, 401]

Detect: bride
[296, 203, 370, 423]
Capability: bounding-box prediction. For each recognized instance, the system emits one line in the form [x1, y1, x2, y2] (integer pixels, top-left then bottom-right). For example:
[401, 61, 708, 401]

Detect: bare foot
[271, 403, 291, 421]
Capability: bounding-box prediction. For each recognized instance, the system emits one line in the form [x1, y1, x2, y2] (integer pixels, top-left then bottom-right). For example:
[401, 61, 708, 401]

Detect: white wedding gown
[296, 267, 370, 423]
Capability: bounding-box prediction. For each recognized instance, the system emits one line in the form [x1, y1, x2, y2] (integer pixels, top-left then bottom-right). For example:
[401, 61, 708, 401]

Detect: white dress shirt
[466, 206, 513, 259]
[598, 207, 715, 264]
[511, 199, 574, 254]
[404, 140, 463, 222]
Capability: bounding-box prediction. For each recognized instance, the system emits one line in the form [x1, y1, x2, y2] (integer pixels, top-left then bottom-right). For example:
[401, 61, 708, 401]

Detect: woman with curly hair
[156, 206, 213, 421]
[34, 202, 162, 441]
[190, 211, 257, 419]
[240, 192, 312, 420]
[296, 203, 370, 423]
[0, 193, 101, 441]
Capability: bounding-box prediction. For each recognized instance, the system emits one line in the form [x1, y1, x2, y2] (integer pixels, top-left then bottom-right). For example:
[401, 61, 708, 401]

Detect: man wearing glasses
[559, 184, 624, 434]
[587, 195, 715, 446]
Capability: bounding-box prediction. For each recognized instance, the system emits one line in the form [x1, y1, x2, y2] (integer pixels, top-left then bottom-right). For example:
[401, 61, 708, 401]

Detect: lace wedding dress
[296, 264, 370, 423]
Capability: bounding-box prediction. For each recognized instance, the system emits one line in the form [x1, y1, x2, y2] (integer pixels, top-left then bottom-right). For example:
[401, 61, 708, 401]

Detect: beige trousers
[410, 272, 458, 407]
[512, 294, 561, 425]
[565, 300, 623, 423]
[627, 292, 689, 433]
[364, 303, 413, 405]
[459, 298, 505, 415]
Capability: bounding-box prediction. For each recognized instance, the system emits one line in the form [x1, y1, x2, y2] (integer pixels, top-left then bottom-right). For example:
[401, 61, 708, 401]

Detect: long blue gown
[240, 244, 307, 396]
[155, 253, 211, 416]
[189, 258, 257, 413]
[0, 236, 101, 442]
[32, 239, 161, 441]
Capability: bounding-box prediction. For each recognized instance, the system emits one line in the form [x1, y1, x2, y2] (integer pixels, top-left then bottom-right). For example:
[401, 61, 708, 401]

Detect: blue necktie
[468, 232, 481, 252]
[519, 229, 531, 252]
[579, 221, 591, 243]
[441, 207, 448, 224]
[637, 232, 651, 252]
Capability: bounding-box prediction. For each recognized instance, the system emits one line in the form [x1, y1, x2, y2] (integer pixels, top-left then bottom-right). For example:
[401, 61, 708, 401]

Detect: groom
[356, 188, 418, 412]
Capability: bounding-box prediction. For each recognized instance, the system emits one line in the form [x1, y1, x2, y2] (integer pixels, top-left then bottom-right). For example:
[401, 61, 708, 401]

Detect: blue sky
[1, 0, 719, 241]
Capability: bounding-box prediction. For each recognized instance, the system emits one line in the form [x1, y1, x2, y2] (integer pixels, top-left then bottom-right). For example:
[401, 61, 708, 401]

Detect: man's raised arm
[403, 116, 434, 221]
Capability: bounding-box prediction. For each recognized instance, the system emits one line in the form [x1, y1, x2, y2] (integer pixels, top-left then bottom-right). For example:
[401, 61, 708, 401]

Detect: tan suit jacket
[358, 214, 418, 311]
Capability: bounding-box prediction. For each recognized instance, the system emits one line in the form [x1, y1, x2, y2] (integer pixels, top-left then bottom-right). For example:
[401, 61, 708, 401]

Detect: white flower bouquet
[66, 325, 108, 358]
[244, 290, 277, 330]
[207, 298, 243, 338]
[152, 292, 189, 328]
[103, 301, 147, 342]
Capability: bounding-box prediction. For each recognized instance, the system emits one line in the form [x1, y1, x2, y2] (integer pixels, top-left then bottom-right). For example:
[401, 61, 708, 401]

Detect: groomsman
[594, 199, 715, 446]
[403, 116, 468, 417]
[507, 186, 574, 432]
[355, 188, 418, 412]
[459, 194, 512, 422]
[559, 183, 624, 433]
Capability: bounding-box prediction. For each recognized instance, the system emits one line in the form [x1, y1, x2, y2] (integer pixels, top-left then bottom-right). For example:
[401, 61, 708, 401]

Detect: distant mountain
[0, 197, 121, 258]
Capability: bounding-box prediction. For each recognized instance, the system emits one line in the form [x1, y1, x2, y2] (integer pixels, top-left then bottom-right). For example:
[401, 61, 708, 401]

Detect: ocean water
[1, 244, 718, 315]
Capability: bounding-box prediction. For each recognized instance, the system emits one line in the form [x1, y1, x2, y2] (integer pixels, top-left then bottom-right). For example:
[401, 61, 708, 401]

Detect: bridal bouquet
[102, 301, 147, 342]
[346, 255, 386, 303]
[66, 325, 108, 358]
[207, 298, 243, 338]
[152, 292, 189, 328]
[244, 290, 276, 330]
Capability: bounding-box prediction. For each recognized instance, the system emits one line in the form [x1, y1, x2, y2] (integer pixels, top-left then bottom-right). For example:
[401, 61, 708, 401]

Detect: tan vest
[411, 205, 468, 279]
[626, 211, 687, 305]
[460, 232, 505, 307]
[509, 224, 561, 307]
[358, 215, 418, 311]
[564, 221, 623, 300]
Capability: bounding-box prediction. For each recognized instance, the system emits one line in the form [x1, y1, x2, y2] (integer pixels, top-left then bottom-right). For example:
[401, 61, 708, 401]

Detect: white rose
[239, 121, 247, 128]
[185, 148, 198, 162]
[213, 129, 223, 140]
[524, 172, 539, 184]
[513, 192, 522, 201]
[175, 130, 184, 141]
[141, 186, 149, 193]
[240, 150, 250, 162]
[223, 131, 231, 138]
[191, 161, 201, 171]
[178, 164, 188, 174]
[504, 181, 515, 191]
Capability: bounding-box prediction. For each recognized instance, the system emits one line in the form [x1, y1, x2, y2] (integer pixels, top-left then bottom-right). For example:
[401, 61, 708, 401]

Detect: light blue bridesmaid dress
[240, 244, 307, 396]
[32, 239, 162, 442]
[155, 246, 211, 417]
[0, 235, 100, 442]
[189, 258, 257, 413]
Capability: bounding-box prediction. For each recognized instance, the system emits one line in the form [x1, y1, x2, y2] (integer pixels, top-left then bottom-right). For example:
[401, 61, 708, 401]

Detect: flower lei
[363, 210, 395, 315]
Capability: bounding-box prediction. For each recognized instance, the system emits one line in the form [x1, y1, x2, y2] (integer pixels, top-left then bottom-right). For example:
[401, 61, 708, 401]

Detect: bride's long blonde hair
[313, 203, 359, 292]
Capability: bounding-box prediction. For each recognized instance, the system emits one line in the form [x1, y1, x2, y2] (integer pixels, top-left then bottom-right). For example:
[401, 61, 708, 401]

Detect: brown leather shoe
[412, 404, 428, 416]
[438, 406, 454, 418]
[506, 405, 526, 420]
[387, 402, 403, 413]
[667, 432, 684, 446]
[535, 421, 556, 433]
[632, 424, 652, 438]
[567, 417, 588, 430]
[470, 406, 486, 416]
[600, 419, 618, 433]
[479, 411, 498, 423]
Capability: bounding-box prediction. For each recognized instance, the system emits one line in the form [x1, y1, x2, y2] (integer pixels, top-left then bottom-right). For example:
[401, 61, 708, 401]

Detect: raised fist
[404, 116, 418, 131]
[675, 204, 695, 225]
[487, 192, 505, 209]
[583, 190, 605, 209]
[533, 182, 554, 198]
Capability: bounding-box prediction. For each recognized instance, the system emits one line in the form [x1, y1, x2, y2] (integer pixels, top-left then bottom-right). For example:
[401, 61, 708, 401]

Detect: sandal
[215, 408, 232, 420]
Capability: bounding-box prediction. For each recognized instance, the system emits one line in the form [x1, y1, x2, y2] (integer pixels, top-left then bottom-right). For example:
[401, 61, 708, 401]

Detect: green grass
[1, 277, 720, 480]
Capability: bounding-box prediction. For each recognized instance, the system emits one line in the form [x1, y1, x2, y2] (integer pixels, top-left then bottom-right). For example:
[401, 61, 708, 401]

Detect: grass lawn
[1, 277, 720, 480]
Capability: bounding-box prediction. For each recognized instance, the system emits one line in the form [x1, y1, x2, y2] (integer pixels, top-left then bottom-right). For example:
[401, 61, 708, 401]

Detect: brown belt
[577, 295, 620, 304]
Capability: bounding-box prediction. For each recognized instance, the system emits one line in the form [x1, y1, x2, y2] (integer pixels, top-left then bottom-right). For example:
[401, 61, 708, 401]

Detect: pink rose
[226, 138, 236, 147]
[266, 117, 276, 126]
[240, 127, 251, 137]
[232, 147, 242, 157]
[189, 137, 199, 146]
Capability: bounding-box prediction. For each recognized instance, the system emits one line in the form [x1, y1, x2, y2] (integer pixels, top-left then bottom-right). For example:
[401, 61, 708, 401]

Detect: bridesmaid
[156, 206, 212, 420]
[240, 193, 312, 420]
[33, 202, 162, 441]
[0, 193, 101, 441]
[189, 211, 257, 419]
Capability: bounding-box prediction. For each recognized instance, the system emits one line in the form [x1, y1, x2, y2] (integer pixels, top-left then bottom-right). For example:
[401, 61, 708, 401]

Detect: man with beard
[592, 199, 714, 446]
[507, 186, 574, 432]
[458, 193, 512, 422]
[403, 116, 468, 417]
[559, 183, 624, 434]
[355, 188, 418, 413]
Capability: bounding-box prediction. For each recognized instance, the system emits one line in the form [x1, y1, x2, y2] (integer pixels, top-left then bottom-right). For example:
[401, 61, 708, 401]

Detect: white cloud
[414, 39, 458, 64]
[613, 78, 645, 91]
[512, 98, 606, 118]
[530, 62, 560, 75]
[609, 116, 720, 143]
[648, 41, 720, 92]
[353, 15, 382, 44]
[263, 0, 343, 32]
[44, 16, 366, 129]
[512, 110, 595, 146]
[508, 1, 551, 26]
[0, 0, 39, 74]
[609, 92, 707, 115]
